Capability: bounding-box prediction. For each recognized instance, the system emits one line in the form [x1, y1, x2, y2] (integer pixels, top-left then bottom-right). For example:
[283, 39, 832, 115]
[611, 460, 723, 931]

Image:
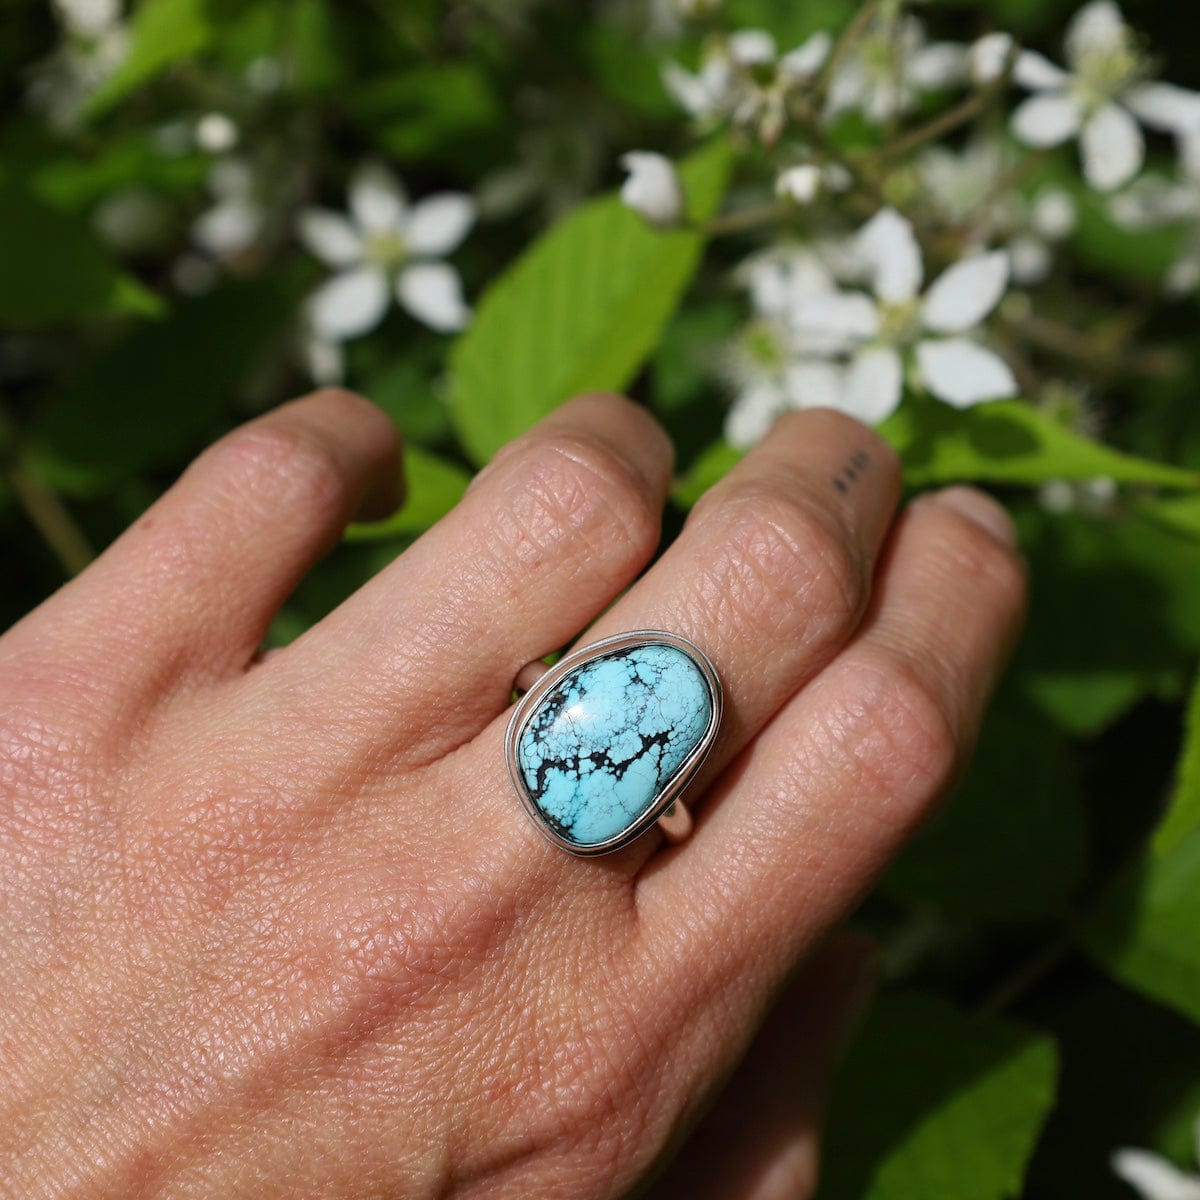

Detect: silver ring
[505, 630, 723, 857]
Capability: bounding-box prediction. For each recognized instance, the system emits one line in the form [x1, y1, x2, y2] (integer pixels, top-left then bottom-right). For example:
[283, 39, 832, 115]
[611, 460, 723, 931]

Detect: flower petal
[1065, 0, 1127, 70]
[840, 347, 904, 424]
[1110, 1148, 1200, 1200]
[922, 250, 1010, 334]
[1082, 102, 1144, 191]
[969, 32, 1016, 85]
[619, 151, 685, 227]
[857, 208, 924, 304]
[1030, 187, 1077, 239]
[349, 162, 408, 235]
[397, 262, 471, 332]
[1013, 49, 1071, 91]
[307, 266, 390, 341]
[909, 41, 968, 90]
[790, 292, 880, 354]
[1125, 81, 1200, 133]
[304, 334, 345, 386]
[297, 208, 363, 267]
[780, 30, 832, 80]
[662, 61, 707, 116]
[728, 28, 776, 67]
[725, 382, 783, 448]
[737, 247, 835, 317]
[783, 360, 845, 410]
[405, 193, 477, 257]
[1012, 92, 1084, 147]
[916, 337, 1018, 407]
[1008, 234, 1053, 285]
[193, 199, 263, 259]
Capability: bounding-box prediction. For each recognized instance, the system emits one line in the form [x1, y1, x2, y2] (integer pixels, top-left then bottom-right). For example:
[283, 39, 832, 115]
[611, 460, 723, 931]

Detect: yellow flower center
[743, 321, 789, 373]
[1075, 32, 1144, 108]
[364, 230, 408, 270]
[878, 298, 922, 346]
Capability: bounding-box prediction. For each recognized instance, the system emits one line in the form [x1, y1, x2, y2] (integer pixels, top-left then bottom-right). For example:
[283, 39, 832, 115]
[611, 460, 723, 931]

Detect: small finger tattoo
[834, 448, 872, 494]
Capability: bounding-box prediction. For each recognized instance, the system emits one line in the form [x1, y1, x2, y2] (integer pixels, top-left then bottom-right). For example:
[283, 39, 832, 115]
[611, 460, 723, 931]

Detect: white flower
[1010, 0, 1200, 192]
[28, 0, 128, 130]
[303, 328, 346, 387]
[192, 158, 265, 262]
[776, 164, 822, 205]
[619, 152, 685, 227]
[1038, 475, 1117, 514]
[722, 246, 845, 445]
[917, 139, 1077, 284]
[663, 27, 831, 143]
[825, 14, 968, 126]
[299, 163, 476, 340]
[970, 32, 1018, 86]
[195, 112, 239, 154]
[1111, 129, 1200, 291]
[52, 0, 121, 39]
[774, 161, 850, 206]
[790, 209, 1017, 422]
[1111, 1116, 1200, 1200]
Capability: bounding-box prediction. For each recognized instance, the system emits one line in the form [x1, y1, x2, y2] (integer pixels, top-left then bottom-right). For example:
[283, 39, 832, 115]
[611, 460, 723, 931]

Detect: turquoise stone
[516, 642, 714, 850]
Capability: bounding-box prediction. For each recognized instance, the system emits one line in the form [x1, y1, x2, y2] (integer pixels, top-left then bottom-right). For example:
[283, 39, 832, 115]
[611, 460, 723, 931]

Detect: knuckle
[924, 505, 1028, 628]
[696, 482, 865, 644]
[841, 656, 960, 836]
[495, 433, 660, 571]
[212, 418, 351, 521]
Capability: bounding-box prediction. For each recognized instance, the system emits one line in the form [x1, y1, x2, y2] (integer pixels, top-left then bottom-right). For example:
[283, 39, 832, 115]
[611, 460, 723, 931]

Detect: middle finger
[467, 407, 901, 870]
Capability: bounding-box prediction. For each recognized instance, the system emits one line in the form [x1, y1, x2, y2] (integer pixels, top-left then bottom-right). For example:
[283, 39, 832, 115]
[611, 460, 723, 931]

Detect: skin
[0, 389, 1026, 1199]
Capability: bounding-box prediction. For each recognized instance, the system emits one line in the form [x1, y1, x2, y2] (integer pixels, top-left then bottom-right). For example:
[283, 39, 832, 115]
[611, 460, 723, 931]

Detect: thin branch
[6, 461, 95, 578]
[701, 201, 791, 237]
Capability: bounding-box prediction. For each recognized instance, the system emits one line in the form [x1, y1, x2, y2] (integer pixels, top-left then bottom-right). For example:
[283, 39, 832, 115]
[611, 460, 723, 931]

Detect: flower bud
[776, 164, 822, 205]
[619, 152, 685, 228]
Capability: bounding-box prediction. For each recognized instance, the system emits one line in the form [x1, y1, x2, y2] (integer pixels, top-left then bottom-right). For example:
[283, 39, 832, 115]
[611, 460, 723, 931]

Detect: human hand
[0, 388, 1025, 1198]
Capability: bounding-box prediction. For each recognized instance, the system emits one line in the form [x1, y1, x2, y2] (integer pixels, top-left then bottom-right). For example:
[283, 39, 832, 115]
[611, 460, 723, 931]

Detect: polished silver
[505, 629, 723, 857]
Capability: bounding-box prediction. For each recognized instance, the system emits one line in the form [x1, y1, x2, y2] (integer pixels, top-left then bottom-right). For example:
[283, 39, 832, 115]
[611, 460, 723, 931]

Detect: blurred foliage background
[4, 1, 1200, 1196]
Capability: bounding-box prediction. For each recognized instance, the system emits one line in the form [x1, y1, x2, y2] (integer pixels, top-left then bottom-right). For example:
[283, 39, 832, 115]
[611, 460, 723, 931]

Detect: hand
[0, 389, 1025, 1198]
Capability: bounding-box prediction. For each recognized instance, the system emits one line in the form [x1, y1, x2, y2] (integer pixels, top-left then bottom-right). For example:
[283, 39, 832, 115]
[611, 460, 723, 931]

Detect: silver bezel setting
[505, 629, 724, 857]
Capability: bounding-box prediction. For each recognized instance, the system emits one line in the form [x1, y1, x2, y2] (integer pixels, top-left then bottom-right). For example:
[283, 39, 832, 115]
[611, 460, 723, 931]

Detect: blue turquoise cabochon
[509, 636, 719, 853]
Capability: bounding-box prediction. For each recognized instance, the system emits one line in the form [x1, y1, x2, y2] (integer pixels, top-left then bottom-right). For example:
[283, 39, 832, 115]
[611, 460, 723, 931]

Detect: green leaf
[1138, 493, 1200, 542]
[822, 992, 1059, 1200]
[672, 439, 741, 507]
[1014, 506, 1200, 735]
[882, 698, 1087, 920]
[83, 0, 215, 119]
[448, 139, 733, 465]
[1086, 828, 1200, 1026]
[0, 181, 153, 326]
[346, 445, 471, 541]
[28, 275, 299, 491]
[1154, 672, 1200, 856]
[881, 398, 1200, 490]
[673, 400, 1198, 510]
[355, 64, 502, 162]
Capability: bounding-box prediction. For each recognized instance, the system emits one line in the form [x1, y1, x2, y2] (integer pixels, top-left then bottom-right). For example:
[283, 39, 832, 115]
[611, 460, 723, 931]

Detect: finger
[263, 393, 673, 766]
[524, 409, 901, 866]
[639, 487, 1026, 1012]
[9, 389, 400, 691]
[651, 933, 877, 1200]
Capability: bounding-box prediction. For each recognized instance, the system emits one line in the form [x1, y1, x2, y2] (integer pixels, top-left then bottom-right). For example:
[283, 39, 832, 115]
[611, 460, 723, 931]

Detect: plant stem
[975, 932, 1075, 1017]
[6, 462, 95, 578]
[702, 201, 791, 237]
[813, 0, 879, 105]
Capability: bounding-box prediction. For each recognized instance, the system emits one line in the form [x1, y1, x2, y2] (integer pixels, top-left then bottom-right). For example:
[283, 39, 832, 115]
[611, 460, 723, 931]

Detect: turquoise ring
[505, 631, 723, 857]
